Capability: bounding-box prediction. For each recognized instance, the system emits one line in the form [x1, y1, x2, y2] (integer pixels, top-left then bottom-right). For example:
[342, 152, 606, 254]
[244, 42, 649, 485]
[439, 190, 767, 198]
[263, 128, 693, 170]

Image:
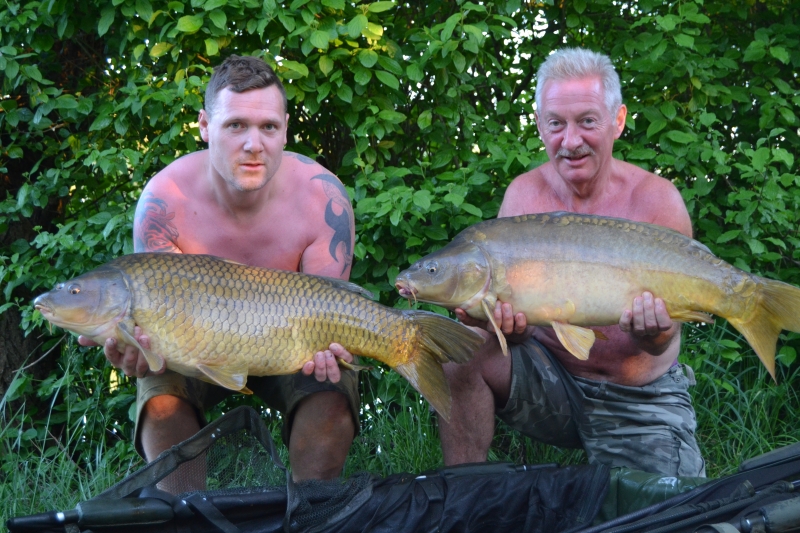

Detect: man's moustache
[556, 147, 595, 158]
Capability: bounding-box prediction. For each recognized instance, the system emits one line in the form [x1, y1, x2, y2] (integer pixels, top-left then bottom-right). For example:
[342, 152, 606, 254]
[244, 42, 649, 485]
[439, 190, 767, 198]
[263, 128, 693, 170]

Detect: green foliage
[1, 0, 799, 517]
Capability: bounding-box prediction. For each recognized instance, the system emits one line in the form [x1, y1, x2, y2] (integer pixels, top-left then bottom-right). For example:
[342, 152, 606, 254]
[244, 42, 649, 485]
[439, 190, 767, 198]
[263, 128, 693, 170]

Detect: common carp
[33, 253, 484, 420]
[395, 212, 800, 379]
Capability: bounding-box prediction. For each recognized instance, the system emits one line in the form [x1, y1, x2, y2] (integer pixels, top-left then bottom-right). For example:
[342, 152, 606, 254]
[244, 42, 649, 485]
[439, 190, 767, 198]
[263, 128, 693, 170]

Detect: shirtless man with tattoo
[80, 55, 358, 485]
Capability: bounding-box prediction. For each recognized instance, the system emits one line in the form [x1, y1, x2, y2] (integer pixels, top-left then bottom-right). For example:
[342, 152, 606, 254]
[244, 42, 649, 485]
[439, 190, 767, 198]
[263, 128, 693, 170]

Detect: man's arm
[618, 176, 692, 353]
[133, 191, 183, 254]
[296, 170, 357, 381]
[78, 187, 183, 377]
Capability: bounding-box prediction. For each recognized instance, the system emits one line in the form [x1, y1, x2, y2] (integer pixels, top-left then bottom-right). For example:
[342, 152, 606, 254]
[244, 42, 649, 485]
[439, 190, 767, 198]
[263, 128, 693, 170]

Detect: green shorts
[134, 369, 360, 458]
[496, 339, 705, 477]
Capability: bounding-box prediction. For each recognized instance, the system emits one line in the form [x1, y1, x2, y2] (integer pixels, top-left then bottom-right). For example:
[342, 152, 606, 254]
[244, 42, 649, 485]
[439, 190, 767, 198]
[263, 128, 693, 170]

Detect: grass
[2, 322, 799, 525]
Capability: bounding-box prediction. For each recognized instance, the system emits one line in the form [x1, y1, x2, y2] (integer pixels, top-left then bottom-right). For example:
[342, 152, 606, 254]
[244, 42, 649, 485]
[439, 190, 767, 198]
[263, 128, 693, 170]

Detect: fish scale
[34, 253, 484, 420]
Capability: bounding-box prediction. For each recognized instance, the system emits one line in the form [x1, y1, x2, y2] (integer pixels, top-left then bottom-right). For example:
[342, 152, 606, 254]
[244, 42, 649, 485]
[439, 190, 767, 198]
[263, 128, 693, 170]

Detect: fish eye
[426, 261, 437, 274]
[68, 284, 81, 295]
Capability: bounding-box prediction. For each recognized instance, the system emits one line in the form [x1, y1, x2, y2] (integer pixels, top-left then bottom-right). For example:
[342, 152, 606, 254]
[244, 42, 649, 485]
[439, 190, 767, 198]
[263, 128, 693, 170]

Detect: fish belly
[498, 260, 730, 327]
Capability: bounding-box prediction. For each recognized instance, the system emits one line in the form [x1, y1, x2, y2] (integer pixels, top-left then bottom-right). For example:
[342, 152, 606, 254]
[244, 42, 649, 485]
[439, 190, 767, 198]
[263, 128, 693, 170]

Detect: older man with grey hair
[441, 48, 706, 477]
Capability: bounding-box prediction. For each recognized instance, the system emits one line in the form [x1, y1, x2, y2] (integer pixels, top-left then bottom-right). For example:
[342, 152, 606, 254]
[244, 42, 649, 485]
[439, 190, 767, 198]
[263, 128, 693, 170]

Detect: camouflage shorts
[496, 339, 705, 477]
[134, 368, 360, 458]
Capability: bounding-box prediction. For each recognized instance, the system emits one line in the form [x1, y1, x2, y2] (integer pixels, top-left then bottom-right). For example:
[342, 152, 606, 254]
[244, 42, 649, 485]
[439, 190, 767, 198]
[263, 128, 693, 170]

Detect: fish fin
[551, 321, 595, 361]
[395, 311, 485, 420]
[592, 329, 609, 341]
[481, 298, 509, 357]
[117, 322, 165, 373]
[669, 310, 715, 323]
[726, 278, 800, 383]
[336, 358, 372, 372]
[196, 363, 250, 392]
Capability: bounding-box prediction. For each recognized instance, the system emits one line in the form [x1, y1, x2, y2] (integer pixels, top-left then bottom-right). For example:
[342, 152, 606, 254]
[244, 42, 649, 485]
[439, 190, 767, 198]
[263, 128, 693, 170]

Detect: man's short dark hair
[204, 55, 288, 117]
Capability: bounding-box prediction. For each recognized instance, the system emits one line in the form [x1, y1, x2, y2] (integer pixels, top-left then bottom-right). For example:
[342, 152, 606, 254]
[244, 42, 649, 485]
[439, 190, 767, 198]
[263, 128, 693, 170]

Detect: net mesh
[97, 406, 374, 530]
[154, 427, 288, 496]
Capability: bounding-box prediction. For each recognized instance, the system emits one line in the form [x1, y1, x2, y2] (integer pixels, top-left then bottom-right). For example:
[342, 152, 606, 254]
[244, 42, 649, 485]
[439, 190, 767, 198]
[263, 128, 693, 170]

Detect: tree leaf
[98, 6, 115, 36]
[359, 49, 379, 68]
[310, 30, 329, 49]
[205, 38, 219, 56]
[208, 10, 226, 30]
[150, 42, 173, 58]
[375, 70, 399, 90]
[176, 14, 204, 33]
[135, 0, 153, 23]
[319, 55, 334, 76]
[347, 14, 367, 38]
[743, 40, 766, 62]
[769, 46, 789, 64]
[367, 1, 395, 13]
[647, 119, 667, 138]
[664, 130, 696, 144]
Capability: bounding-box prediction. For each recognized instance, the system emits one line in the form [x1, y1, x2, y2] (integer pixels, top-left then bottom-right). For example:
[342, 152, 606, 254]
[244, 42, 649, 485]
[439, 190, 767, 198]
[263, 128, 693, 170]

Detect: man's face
[199, 85, 288, 192]
[535, 76, 626, 186]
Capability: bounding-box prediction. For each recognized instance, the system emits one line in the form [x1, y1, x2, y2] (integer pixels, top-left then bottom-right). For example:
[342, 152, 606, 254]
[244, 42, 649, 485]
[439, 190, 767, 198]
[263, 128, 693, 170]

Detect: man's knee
[142, 394, 195, 423]
[293, 391, 354, 434]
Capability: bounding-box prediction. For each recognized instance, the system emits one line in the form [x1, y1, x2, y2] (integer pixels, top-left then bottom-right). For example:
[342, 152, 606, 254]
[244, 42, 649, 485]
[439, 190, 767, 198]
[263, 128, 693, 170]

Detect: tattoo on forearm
[311, 174, 353, 274]
[134, 194, 180, 252]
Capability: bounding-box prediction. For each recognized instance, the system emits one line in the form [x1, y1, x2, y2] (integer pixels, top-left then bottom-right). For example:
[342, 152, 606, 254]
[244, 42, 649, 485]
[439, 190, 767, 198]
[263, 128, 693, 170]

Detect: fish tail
[393, 311, 484, 421]
[727, 278, 800, 382]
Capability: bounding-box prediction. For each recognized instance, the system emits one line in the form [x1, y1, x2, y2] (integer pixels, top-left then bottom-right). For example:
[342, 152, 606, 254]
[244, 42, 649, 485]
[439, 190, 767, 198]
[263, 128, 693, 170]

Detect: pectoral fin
[552, 321, 596, 361]
[197, 362, 251, 393]
[117, 322, 165, 373]
[482, 298, 509, 357]
[669, 310, 715, 324]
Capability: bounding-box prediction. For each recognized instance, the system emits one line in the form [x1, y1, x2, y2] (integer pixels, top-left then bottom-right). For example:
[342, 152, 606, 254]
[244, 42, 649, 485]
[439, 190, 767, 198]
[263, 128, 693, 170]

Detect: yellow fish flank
[33, 253, 484, 420]
[395, 212, 800, 380]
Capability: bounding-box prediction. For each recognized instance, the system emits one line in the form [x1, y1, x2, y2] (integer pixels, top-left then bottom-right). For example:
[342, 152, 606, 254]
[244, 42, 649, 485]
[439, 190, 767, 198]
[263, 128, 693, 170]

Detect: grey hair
[535, 48, 622, 116]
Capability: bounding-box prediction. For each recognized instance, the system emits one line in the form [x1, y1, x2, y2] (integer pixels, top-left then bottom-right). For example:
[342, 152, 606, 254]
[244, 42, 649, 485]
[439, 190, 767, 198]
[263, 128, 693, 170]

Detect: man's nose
[562, 122, 584, 150]
[243, 127, 264, 152]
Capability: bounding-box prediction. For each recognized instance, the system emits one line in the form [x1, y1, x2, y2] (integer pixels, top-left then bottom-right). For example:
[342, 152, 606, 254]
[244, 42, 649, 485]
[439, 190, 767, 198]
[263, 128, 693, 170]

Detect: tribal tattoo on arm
[311, 174, 353, 275]
[133, 193, 181, 253]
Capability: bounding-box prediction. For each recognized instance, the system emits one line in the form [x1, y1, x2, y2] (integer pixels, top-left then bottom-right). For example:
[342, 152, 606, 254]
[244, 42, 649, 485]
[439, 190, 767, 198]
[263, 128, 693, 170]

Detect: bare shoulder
[278, 152, 354, 278]
[498, 165, 549, 217]
[281, 151, 351, 213]
[133, 152, 207, 253]
[142, 151, 207, 199]
[622, 161, 692, 237]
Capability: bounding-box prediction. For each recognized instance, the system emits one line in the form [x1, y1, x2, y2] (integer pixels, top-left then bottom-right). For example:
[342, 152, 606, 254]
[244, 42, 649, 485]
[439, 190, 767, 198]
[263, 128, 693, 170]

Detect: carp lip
[395, 284, 415, 298]
[33, 299, 52, 317]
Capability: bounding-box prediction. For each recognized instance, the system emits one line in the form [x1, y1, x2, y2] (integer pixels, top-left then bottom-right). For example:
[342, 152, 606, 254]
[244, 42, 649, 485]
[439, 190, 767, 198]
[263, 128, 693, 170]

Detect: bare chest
[172, 204, 311, 271]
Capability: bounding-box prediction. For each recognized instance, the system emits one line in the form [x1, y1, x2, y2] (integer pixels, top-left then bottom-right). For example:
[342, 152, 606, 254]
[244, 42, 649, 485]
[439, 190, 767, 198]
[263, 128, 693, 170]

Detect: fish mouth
[395, 282, 416, 299]
[34, 303, 52, 316]
[395, 282, 419, 305]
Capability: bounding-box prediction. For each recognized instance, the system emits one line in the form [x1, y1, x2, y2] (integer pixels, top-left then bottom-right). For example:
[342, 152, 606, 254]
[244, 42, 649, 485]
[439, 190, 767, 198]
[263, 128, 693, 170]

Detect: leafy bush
[1, 0, 799, 516]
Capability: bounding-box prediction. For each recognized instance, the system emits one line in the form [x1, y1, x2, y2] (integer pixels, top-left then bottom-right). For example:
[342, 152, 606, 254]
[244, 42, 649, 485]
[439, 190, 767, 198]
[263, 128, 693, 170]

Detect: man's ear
[614, 104, 627, 139]
[198, 109, 210, 143]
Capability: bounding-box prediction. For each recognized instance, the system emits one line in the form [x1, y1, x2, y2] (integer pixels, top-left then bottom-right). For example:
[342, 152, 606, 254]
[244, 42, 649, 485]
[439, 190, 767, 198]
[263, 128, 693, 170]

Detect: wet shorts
[134, 368, 360, 458]
[496, 338, 706, 477]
